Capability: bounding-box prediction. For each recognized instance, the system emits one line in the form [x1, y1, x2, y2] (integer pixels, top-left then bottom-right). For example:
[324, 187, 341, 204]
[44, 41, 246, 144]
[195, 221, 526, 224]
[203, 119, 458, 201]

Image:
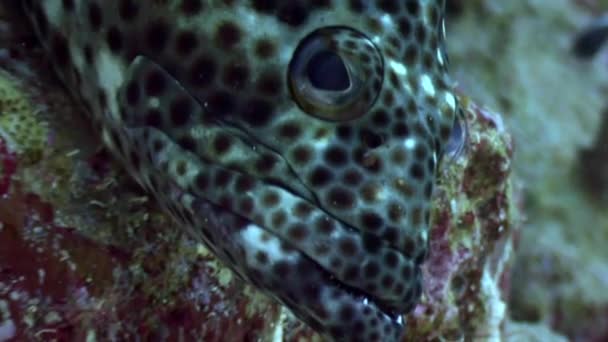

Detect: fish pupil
[306, 50, 350, 91]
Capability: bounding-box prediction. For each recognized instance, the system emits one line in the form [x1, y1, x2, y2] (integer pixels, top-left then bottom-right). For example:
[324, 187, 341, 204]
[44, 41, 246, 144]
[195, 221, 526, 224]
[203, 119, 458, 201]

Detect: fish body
[23, 0, 457, 340]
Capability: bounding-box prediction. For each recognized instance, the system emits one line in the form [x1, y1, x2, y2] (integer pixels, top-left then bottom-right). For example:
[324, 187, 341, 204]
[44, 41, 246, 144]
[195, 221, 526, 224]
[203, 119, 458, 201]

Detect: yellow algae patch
[0, 71, 47, 164]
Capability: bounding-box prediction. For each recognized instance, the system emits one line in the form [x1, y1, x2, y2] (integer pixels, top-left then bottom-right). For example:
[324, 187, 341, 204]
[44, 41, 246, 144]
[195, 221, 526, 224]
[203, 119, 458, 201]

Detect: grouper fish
[22, 0, 459, 340]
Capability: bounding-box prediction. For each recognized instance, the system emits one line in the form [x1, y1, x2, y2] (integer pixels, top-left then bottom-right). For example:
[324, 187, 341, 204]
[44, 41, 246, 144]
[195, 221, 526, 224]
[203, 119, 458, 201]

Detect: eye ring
[288, 26, 384, 122]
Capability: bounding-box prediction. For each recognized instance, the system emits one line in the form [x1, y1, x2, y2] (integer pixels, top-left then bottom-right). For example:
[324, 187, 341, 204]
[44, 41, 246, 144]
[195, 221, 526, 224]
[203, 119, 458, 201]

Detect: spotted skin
[23, 0, 458, 340]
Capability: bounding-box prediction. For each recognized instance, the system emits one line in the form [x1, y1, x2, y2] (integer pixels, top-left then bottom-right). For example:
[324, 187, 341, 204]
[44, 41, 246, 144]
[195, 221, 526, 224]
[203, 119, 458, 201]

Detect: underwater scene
[0, 0, 606, 341]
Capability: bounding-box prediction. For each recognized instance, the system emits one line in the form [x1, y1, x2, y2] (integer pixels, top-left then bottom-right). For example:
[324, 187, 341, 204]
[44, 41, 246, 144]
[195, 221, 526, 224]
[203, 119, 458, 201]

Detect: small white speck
[436, 49, 444, 65]
[86, 329, 96, 342]
[389, 60, 407, 76]
[148, 98, 160, 108]
[445, 92, 456, 111]
[312, 137, 329, 149]
[37, 269, 45, 285]
[404, 138, 416, 150]
[420, 74, 435, 97]
[380, 14, 393, 27]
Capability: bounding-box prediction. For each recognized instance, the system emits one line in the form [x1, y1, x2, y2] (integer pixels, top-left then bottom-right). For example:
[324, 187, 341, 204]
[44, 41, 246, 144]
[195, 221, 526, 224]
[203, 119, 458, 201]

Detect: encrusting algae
[0, 70, 47, 165]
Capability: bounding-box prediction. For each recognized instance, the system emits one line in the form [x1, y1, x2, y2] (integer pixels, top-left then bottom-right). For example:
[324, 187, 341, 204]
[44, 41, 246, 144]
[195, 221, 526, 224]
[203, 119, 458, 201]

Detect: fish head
[23, 1, 459, 340]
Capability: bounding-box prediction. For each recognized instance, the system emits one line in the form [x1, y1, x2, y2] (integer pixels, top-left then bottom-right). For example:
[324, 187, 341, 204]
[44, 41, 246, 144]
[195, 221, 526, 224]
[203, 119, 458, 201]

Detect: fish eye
[288, 26, 384, 121]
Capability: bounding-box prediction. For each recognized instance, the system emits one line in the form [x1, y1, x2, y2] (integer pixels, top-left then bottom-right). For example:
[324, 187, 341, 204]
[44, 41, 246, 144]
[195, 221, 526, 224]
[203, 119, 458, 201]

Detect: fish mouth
[187, 185, 407, 341]
[166, 123, 420, 336]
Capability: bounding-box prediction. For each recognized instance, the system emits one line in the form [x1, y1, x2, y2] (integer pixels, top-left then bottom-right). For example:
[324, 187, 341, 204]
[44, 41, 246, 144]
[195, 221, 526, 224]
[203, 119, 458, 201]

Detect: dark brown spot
[146, 19, 170, 52]
[342, 169, 362, 186]
[255, 251, 269, 264]
[293, 201, 313, 219]
[177, 136, 197, 152]
[309, 166, 333, 187]
[315, 217, 335, 235]
[216, 22, 242, 49]
[377, 0, 400, 13]
[145, 70, 166, 97]
[180, 0, 203, 15]
[338, 237, 358, 257]
[241, 98, 273, 126]
[223, 63, 250, 90]
[381, 274, 395, 288]
[207, 91, 235, 116]
[257, 71, 282, 95]
[119, 0, 139, 21]
[190, 55, 217, 87]
[146, 109, 163, 128]
[292, 146, 312, 164]
[324, 146, 348, 167]
[175, 30, 198, 56]
[271, 210, 287, 227]
[235, 176, 255, 193]
[106, 26, 123, 53]
[410, 163, 425, 180]
[361, 212, 383, 231]
[288, 224, 309, 242]
[362, 233, 382, 254]
[88, 2, 103, 31]
[254, 39, 276, 59]
[239, 197, 254, 214]
[384, 251, 399, 268]
[364, 261, 380, 278]
[278, 3, 309, 27]
[213, 134, 232, 154]
[263, 191, 280, 208]
[278, 122, 301, 140]
[255, 154, 277, 173]
[327, 187, 355, 209]
[170, 96, 193, 126]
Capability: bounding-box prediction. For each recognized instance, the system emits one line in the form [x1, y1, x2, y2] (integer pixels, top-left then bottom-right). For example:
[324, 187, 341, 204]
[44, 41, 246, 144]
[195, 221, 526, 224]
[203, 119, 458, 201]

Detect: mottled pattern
[23, 0, 458, 340]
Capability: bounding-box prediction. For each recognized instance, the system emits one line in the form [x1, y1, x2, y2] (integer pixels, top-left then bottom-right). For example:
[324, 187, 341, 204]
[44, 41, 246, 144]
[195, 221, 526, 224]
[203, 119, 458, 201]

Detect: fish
[22, 0, 458, 340]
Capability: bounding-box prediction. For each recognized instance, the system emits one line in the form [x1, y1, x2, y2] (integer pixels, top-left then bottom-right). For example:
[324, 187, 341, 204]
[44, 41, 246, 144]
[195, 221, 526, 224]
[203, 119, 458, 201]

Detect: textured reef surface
[448, 0, 608, 341]
[0, 1, 531, 341]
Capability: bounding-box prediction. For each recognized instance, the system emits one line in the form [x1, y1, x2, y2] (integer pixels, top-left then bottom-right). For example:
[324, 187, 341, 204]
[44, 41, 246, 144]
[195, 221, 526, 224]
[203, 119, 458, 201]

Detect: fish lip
[189, 190, 405, 322]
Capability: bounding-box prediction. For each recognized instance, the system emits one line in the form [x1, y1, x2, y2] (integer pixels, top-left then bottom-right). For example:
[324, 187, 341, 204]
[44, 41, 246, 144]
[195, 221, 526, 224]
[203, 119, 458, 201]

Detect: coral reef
[448, 0, 608, 340]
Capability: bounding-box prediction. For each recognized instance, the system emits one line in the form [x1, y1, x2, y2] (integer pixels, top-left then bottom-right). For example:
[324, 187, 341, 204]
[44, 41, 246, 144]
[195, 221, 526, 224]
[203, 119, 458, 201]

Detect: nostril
[360, 129, 384, 149]
[443, 109, 468, 160]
